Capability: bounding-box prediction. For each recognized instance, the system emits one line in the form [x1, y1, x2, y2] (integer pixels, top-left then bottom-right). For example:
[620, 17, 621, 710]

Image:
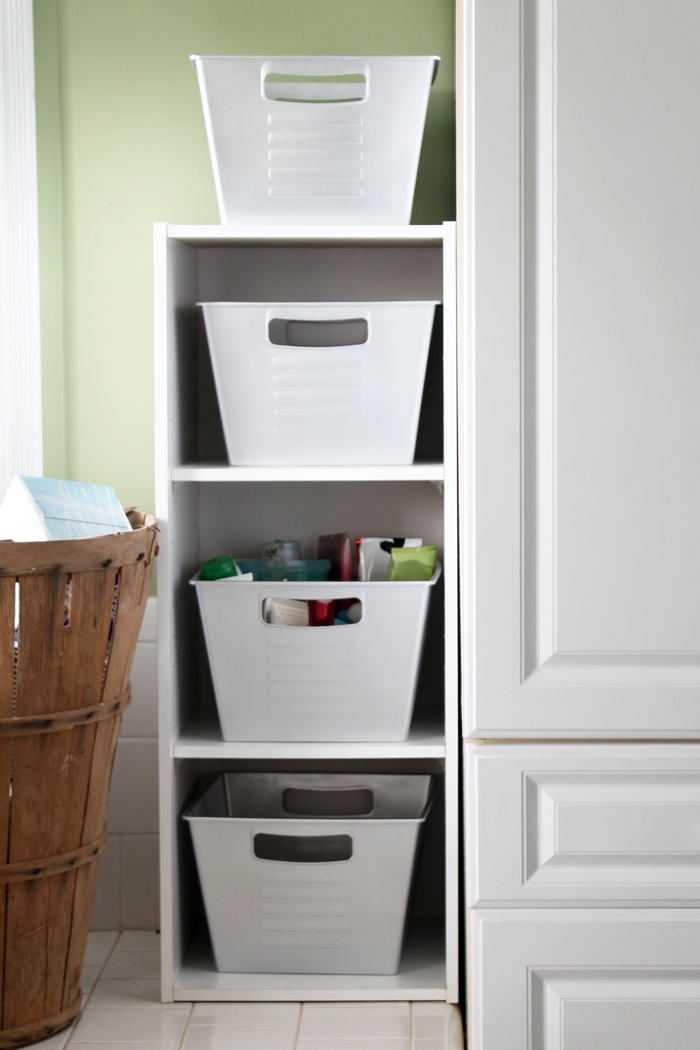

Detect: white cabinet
[469, 909, 700, 1050]
[460, 0, 700, 739]
[466, 744, 700, 906]
[155, 224, 460, 1002]
[460, 0, 700, 1044]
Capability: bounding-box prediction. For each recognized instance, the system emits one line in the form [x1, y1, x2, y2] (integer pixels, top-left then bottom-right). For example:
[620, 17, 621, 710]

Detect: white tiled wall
[91, 598, 160, 930]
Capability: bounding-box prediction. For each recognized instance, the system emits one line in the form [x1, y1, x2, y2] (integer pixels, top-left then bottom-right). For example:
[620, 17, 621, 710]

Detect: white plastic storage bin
[191, 55, 439, 225]
[200, 301, 438, 466]
[191, 567, 440, 742]
[184, 772, 433, 974]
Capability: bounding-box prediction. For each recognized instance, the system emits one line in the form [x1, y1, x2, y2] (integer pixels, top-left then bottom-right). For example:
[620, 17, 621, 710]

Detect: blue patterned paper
[20, 477, 131, 538]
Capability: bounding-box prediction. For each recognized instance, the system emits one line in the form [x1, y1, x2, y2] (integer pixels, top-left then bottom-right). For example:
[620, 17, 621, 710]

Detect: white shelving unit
[155, 223, 459, 1003]
[171, 464, 445, 483]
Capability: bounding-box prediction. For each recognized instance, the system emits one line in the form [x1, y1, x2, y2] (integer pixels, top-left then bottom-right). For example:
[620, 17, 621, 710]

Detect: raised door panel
[464, 0, 700, 734]
[466, 744, 700, 905]
[470, 909, 700, 1049]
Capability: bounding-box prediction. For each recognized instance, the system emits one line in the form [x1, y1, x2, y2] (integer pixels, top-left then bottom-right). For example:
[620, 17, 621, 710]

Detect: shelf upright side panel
[442, 221, 460, 1004]
[156, 224, 201, 1002]
[154, 222, 173, 1002]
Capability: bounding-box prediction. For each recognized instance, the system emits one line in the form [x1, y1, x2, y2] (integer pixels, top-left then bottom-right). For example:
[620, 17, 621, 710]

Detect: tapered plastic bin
[191, 55, 439, 225]
[184, 772, 433, 974]
[200, 301, 438, 466]
[192, 566, 440, 742]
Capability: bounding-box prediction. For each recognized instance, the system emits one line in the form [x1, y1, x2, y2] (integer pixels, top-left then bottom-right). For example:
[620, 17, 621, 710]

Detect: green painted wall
[34, 0, 456, 518]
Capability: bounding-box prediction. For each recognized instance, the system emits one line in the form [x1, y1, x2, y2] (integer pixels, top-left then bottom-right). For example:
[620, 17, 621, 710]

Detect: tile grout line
[291, 1000, 417, 1047]
[65, 931, 121, 1048]
[83, 931, 121, 1008]
[175, 1000, 195, 1050]
[292, 1000, 304, 1050]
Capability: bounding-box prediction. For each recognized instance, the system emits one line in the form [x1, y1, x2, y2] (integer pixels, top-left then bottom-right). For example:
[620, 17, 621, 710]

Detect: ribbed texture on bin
[200, 302, 438, 466]
[191, 55, 438, 225]
[192, 567, 440, 741]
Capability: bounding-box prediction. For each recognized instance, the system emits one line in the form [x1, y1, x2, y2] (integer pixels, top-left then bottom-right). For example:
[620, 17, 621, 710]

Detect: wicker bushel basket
[0, 509, 157, 1048]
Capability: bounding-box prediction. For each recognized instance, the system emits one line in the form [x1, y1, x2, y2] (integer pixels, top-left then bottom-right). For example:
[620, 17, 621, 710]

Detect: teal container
[233, 559, 265, 580]
[230, 558, 332, 582]
[262, 559, 332, 582]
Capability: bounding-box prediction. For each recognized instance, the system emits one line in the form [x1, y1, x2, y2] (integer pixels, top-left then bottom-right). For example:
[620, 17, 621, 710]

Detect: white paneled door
[461, 0, 700, 736]
[466, 743, 700, 906]
[470, 909, 700, 1050]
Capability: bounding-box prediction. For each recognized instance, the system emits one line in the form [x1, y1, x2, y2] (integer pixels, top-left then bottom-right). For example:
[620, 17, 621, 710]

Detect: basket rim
[0, 512, 158, 576]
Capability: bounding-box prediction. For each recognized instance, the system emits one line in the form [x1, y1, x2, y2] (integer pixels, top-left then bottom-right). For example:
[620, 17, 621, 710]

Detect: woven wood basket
[0, 510, 157, 1048]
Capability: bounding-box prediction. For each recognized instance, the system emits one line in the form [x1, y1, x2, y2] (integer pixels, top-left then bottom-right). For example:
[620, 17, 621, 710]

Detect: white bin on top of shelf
[191, 55, 440, 225]
[200, 301, 438, 466]
[191, 566, 440, 742]
[184, 772, 433, 974]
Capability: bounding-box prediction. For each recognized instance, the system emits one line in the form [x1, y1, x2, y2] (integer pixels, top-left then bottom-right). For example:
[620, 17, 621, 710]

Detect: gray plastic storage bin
[184, 772, 433, 974]
[191, 567, 440, 742]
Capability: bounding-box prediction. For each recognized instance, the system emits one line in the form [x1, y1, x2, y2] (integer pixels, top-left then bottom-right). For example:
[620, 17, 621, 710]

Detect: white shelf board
[166, 224, 444, 247]
[171, 462, 445, 484]
[173, 920, 446, 1001]
[174, 707, 446, 760]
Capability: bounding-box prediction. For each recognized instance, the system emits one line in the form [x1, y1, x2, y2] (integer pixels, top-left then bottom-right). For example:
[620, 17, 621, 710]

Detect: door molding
[0, 0, 42, 498]
[521, 0, 700, 688]
[460, 0, 700, 735]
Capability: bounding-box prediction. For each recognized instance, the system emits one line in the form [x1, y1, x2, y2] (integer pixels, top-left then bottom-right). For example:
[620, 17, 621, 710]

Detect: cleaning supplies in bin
[200, 555, 254, 582]
[357, 538, 438, 582]
[387, 544, 438, 582]
[191, 548, 440, 740]
[261, 539, 300, 566]
[198, 532, 438, 593]
[263, 595, 354, 627]
[318, 532, 354, 581]
[264, 597, 309, 626]
[201, 546, 331, 583]
[356, 537, 422, 581]
[261, 540, 331, 582]
[308, 598, 336, 626]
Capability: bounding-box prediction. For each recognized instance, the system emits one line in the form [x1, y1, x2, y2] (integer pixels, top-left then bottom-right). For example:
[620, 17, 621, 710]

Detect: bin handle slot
[253, 833, 353, 863]
[283, 787, 374, 817]
[263, 596, 362, 626]
[268, 318, 368, 348]
[263, 72, 367, 104]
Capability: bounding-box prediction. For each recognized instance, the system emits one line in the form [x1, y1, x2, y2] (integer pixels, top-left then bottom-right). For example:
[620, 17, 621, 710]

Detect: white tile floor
[31, 932, 463, 1050]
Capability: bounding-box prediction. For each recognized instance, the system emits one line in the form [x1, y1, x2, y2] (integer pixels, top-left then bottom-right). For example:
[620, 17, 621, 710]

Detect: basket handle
[268, 317, 368, 348]
[253, 832, 353, 863]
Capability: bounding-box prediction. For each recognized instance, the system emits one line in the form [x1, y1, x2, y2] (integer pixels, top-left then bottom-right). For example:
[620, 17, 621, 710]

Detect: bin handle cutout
[253, 833, 353, 863]
[268, 318, 368, 348]
[263, 72, 367, 104]
[263, 597, 362, 627]
[283, 787, 374, 817]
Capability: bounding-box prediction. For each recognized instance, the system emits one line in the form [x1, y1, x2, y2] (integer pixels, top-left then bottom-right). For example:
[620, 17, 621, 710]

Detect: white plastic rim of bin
[184, 772, 433, 974]
[199, 301, 439, 466]
[190, 55, 439, 225]
[190, 564, 441, 742]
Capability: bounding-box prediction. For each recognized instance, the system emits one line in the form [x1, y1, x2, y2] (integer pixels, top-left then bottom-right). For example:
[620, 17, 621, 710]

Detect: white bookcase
[154, 222, 459, 1002]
